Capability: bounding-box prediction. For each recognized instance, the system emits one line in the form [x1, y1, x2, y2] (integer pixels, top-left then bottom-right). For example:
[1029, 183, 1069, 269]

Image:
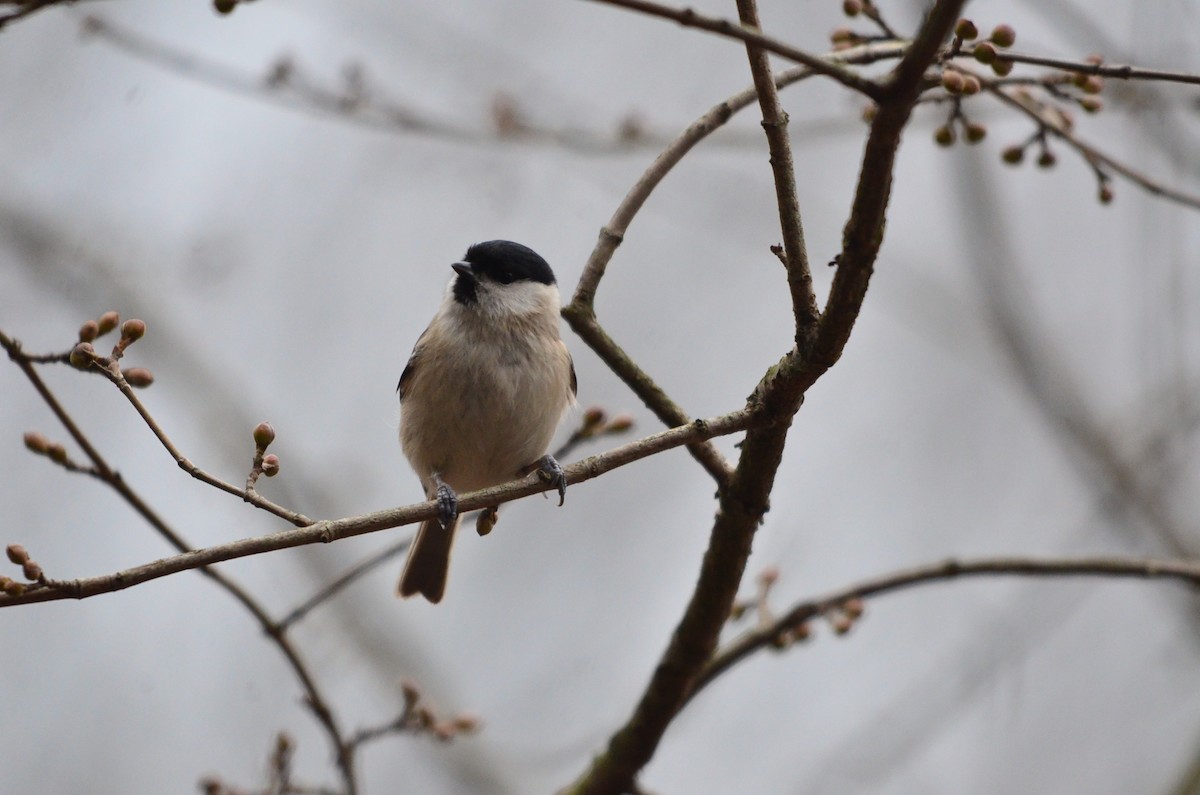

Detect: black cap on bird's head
[452, 240, 555, 305]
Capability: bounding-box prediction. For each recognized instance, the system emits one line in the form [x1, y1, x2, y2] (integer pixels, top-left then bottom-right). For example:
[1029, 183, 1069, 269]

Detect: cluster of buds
[563, 407, 634, 453]
[70, 311, 155, 387]
[400, 679, 482, 742]
[824, 597, 866, 636]
[955, 19, 1017, 77]
[2, 544, 44, 595]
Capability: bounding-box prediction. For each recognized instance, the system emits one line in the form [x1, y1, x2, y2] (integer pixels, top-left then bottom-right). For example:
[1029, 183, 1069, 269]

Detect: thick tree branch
[562, 4, 966, 794]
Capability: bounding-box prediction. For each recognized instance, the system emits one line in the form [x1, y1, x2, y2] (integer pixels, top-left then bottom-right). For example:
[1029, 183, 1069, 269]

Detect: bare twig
[0, 329, 357, 795]
[278, 536, 412, 630]
[982, 78, 1200, 210]
[734, 0, 818, 343]
[690, 555, 1200, 702]
[0, 0, 79, 29]
[74, 343, 314, 527]
[993, 50, 1200, 86]
[563, 41, 905, 488]
[0, 409, 757, 607]
[581, 0, 883, 99]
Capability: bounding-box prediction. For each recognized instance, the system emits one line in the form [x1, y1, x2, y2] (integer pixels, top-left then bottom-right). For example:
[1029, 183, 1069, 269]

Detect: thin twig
[563, 41, 905, 488]
[0, 0, 79, 29]
[82, 349, 314, 526]
[734, 0, 818, 342]
[993, 50, 1200, 86]
[581, 0, 883, 99]
[279, 536, 411, 630]
[690, 555, 1200, 702]
[0, 329, 357, 795]
[0, 409, 757, 607]
[981, 78, 1200, 210]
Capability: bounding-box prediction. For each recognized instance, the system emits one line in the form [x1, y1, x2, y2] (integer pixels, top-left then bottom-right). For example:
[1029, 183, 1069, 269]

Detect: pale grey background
[1, 1, 1199, 793]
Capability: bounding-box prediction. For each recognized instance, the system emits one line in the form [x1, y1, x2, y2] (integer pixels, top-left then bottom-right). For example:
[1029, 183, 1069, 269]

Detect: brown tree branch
[564, 41, 905, 488]
[993, 50, 1200, 86]
[690, 555, 1200, 702]
[0, 409, 756, 607]
[734, 0, 818, 343]
[580, 0, 883, 99]
[562, 3, 966, 794]
[0, 329, 357, 794]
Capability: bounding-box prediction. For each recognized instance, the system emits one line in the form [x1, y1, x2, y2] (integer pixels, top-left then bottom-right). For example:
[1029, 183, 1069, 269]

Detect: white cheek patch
[478, 281, 558, 318]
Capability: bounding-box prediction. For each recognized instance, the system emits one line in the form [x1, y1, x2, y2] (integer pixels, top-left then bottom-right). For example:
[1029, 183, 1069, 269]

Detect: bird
[396, 240, 577, 603]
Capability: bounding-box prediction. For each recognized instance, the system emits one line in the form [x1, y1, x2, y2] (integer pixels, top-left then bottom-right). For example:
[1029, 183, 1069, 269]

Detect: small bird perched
[397, 240, 577, 603]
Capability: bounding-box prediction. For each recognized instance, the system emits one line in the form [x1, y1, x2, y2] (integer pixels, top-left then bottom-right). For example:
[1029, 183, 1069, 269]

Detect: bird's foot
[433, 478, 458, 530]
[535, 454, 567, 506]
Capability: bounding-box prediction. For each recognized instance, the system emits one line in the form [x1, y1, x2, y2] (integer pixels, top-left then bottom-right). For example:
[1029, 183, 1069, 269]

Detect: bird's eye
[496, 271, 516, 284]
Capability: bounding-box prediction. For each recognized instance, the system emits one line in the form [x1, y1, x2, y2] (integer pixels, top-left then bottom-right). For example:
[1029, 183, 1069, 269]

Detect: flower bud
[1081, 75, 1104, 95]
[253, 422, 276, 449]
[829, 26, 855, 44]
[582, 407, 606, 428]
[842, 0, 862, 17]
[832, 614, 854, 635]
[78, 320, 99, 343]
[124, 368, 155, 388]
[1037, 150, 1057, 168]
[960, 75, 981, 95]
[941, 70, 965, 94]
[22, 561, 42, 581]
[3, 580, 25, 597]
[972, 42, 996, 64]
[954, 18, 977, 40]
[120, 319, 146, 343]
[758, 566, 780, 587]
[1098, 184, 1115, 204]
[934, 125, 955, 147]
[606, 414, 634, 433]
[47, 443, 68, 464]
[69, 342, 96, 369]
[213, 0, 237, 13]
[23, 431, 50, 455]
[452, 713, 482, 733]
[990, 24, 1016, 48]
[6, 544, 29, 565]
[990, 59, 1013, 77]
[96, 311, 120, 336]
[965, 122, 987, 143]
[842, 597, 866, 619]
[261, 454, 280, 477]
[1080, 96, 1103, 114]
[432, 722, 456, 742]
[1001, 145, 1024, 165]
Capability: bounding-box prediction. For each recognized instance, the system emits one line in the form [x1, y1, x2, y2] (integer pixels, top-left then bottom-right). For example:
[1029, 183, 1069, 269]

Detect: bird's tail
[398, 515, 459, 603]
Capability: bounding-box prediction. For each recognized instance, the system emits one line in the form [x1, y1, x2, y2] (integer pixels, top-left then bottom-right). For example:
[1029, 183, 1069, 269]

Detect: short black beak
[451, 261, 474, 279]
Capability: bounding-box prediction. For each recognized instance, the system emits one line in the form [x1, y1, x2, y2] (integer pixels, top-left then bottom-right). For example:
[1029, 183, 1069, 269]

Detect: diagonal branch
[0, 330, 357, 794]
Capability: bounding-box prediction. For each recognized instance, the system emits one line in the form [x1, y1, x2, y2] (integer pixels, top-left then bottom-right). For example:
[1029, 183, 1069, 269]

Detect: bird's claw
[535, 454, 567, 506]
[434, 481, 458, 529]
